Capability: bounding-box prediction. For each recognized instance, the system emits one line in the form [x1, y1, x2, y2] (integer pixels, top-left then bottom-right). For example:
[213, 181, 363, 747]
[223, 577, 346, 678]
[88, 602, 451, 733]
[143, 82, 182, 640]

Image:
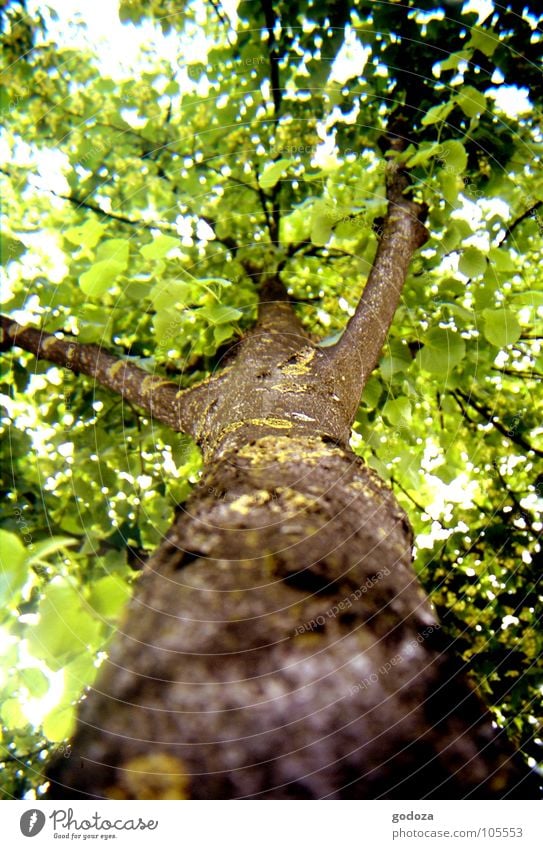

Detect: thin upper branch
[261, 0, 282, 118]
[323, 161, 428, 421]
[1, 316, 213, 439]
[454, 389, 543, 459]
[497, 200, 543, 248]
[254, 164, 276, 242]
[55, 191, 176, 233]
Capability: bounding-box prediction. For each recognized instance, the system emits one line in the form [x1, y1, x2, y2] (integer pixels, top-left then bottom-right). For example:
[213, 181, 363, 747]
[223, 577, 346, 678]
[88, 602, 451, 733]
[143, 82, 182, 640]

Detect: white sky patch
[312, 131, 342, 172]
[196, 219, 215, 241]
[487, 86, 533, 118]
[453, 197, 484, 230]
[28, 0, 181, 79]
[0, 630, 65, 727]
[20, 646, 66, 727]
[501, 614, 520, 630]
[463, 0, 494, 23]
[330, 26, 371, 85]
[414, 471, 479, 550]
[30, 162, 71, 197]
[25, 0, 215, 139]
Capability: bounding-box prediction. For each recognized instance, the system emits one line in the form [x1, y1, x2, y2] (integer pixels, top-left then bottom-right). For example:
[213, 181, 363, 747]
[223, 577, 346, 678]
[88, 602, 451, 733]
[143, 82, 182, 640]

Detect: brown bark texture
[3, 163, 539, 799]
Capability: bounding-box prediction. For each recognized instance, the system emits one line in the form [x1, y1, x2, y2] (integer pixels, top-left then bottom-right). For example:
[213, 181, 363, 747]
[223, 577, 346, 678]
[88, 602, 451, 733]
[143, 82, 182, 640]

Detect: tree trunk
[46, 430, 537, 799]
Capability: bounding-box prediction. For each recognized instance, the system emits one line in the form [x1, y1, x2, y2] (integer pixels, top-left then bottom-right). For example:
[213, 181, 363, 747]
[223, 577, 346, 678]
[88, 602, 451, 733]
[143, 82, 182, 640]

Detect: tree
[0, 0, 541, 799]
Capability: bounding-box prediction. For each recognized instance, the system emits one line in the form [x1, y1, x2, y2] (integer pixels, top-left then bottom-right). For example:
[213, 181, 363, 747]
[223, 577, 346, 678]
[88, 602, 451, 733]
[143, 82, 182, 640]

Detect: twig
[454, 390, 543, 459]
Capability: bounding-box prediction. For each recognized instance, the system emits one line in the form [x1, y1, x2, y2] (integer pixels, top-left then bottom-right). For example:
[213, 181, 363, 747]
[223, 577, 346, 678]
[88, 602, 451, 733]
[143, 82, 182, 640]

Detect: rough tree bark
[2, 162, 539, 799]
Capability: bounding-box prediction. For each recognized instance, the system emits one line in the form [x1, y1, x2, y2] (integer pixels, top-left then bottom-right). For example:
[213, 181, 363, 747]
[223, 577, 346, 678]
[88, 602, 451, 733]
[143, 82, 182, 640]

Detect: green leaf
[151, 280, 192, 310]
[468, 28, 498, 57]
[62, 654, 99, 701]
[198, 304, 242, 324]
[19, 667, 49, 698]
[439, 49, 472, 71]
[488, 247, 516, 272]
[42, 704, 76, 741]
[421, 100, 455, 126]
[0, 234, 25, 265]
[141, 234, 180, 259]
[510, 289, 543, 307]
[64, 219, 105, 249]
[79, 259, 125, 297]
[417, 328, 466, 374]
[439, 140, 468, 175]
[258, 158, 293, 190]
[213, 323, 236, 345]
[311, 201, 333, 246]
[459, 246, 486, 278]
[0, 698, 27, 728]
[76, 303, 111, 344]
[395, 449, 422, 488]
[0, 530, 27, 606]
[26, 536, 78, 568]
[153, 308, 181, 343]
[88, 575, 132, 620]
[382, 396, 412, 427]
[361, 376, 382, 409]
[406, 143, 441, 168]
[438, 171, 461, 205]
[482, 308, 522, 347]
[317, 330, 344, 348]
[474, 276, 499, 311]
[379, 345, 412, 379]
[27, 579, 104, 670]
[441, 221, 473, 253]
[443, 302, 473, 324]
[96, 238, 129, 266]
[456, 86, 487, 119]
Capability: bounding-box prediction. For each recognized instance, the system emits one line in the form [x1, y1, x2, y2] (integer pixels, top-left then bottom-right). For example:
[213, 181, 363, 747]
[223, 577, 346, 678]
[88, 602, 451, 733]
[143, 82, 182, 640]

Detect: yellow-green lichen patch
[228, 490, 272, 515]
[218, 420, 246, 437]
[280, 347, 315, 376]
[141, 375, 171, 394]
[274, 486, 315, 511]
[42, 335, 60, 352]
[237, 435, 346, 467]
[107, 753, 190, 800]
[350, 480, 368, 492]
[107, 359, 126, 379]
[271, 382, 308, 394]
[246, 417, 293, 429]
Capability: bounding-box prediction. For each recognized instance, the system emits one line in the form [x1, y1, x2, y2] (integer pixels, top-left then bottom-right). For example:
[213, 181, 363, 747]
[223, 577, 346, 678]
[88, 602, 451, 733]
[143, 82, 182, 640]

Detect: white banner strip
[2, 800, 542, 848]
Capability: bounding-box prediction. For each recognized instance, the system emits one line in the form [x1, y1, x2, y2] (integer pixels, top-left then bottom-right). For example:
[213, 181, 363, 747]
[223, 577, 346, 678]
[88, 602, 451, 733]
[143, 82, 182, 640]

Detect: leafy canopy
[0, 0, 542, 797]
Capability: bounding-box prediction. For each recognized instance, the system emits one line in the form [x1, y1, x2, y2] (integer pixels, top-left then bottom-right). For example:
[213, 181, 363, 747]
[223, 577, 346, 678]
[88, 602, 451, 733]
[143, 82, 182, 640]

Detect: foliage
[0, 0, 542, 797]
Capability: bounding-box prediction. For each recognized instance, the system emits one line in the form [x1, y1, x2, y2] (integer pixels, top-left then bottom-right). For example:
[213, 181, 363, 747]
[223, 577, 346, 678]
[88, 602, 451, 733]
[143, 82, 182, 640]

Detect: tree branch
[490, 462, 538, 531]
[496, 200, 543, 248]
[1, 166, 178, 237]
[323, 160, 428, 421]
[454, 390, 543, 459]
[3, 166, 240, 254]
[261, 0, 282, 118]
[254, 163, 276, 242]
[54, 191, 177, 233]
[1, 316, 209, 439]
